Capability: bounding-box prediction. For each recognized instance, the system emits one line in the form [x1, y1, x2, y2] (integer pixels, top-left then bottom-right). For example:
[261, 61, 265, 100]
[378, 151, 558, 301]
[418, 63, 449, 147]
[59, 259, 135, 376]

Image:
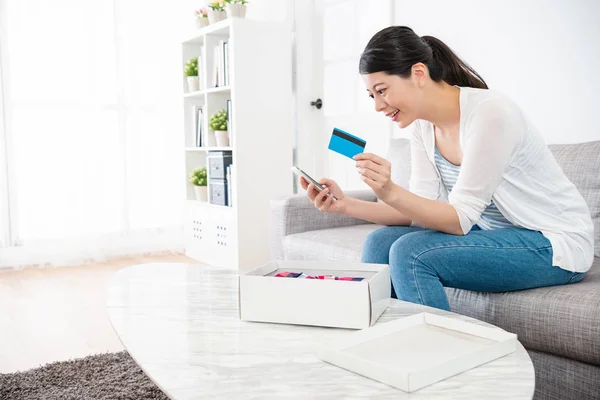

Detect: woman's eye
[368, 94, 374, 99]
[377, 89, 386, 95]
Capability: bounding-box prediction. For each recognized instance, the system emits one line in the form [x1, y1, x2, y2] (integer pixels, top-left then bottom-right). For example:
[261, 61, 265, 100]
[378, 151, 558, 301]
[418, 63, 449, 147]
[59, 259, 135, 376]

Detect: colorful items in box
[274, 271, 365, 281]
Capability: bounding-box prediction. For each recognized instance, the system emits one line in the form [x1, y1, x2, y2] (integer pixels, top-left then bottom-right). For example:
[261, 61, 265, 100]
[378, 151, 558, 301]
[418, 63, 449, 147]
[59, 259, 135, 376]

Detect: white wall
[394, 0, 600, 144]
[243, 0, 291, 22]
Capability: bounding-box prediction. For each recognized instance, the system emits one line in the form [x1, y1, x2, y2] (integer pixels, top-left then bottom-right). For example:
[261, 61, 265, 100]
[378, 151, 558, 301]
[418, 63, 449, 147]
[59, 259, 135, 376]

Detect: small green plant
[189, 167, 207, 186]
[209, 109, 228, 131]
[184, 57, 198, 77]
[225, 0, 248, 4]
[208, 0, 226, 11]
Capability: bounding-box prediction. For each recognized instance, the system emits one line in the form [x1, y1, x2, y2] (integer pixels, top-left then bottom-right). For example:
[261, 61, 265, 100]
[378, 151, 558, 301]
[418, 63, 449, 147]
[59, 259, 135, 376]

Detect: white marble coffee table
[106, 263, 535, 399]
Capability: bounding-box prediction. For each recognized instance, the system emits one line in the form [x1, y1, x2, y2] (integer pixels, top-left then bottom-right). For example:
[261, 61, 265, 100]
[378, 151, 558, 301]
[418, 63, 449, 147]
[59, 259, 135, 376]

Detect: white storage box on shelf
[239, 261, 390, 329]
[317, 312, 518, 393]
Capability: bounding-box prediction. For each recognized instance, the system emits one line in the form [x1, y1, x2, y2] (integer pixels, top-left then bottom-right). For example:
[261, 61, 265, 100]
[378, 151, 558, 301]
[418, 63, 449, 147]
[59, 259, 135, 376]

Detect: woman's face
[361, 69, 424, 129]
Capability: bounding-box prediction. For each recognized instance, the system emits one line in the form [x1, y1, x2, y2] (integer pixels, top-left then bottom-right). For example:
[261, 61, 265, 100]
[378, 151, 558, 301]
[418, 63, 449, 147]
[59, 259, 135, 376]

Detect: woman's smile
[386, 109, 400, 121]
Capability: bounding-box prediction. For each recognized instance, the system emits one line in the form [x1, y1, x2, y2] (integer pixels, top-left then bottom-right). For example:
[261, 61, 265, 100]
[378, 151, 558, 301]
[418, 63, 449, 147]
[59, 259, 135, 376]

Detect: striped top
[434, 147, 514, 230]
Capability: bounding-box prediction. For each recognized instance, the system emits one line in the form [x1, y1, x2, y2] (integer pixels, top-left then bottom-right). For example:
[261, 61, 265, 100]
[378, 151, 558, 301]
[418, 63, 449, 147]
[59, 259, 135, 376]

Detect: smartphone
[291, 166, 338, 200]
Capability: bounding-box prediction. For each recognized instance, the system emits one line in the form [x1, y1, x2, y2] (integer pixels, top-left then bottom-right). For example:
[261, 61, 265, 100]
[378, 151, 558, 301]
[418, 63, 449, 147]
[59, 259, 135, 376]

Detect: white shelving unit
[181, 18, 293, 270]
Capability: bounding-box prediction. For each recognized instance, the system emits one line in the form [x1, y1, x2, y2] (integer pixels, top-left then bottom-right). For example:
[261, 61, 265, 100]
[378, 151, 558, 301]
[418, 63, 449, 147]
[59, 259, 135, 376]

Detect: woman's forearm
[342, 196, 412, 226]
[385, 186, 463, 235]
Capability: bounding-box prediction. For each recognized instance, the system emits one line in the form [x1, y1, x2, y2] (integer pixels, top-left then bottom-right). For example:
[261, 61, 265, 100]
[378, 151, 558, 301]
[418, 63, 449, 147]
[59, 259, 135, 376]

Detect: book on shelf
[226, 99, 233, 146]
[197, 48, 204, 90]
[213, 40, 230, 88]
[226, 164, 233, 207]
[190, 105, 197, 146]
[213, 45, 221, 87]
[223, 40, 229, 87]
[196, 107, 204, 147]
[190, 105, 203, 147]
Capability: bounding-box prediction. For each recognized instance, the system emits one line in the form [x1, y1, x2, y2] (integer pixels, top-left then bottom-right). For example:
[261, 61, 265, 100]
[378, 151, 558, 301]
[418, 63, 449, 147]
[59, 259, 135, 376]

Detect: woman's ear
[411, 63, 428, 88]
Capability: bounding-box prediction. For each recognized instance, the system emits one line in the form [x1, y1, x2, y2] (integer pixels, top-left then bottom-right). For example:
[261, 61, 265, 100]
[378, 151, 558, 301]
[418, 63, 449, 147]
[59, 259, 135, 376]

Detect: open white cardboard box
[317, 312, 518, 393]
[239, 260, 390, 329]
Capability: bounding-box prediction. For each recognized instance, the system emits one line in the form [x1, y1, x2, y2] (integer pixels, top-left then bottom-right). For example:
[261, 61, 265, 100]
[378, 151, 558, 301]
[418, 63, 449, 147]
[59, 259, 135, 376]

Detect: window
[0, 0, 188, 266]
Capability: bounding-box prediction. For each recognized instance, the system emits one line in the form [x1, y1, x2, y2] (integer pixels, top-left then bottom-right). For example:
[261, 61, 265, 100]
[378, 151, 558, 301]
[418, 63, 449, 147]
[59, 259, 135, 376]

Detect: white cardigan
[409, 86, 594, 273]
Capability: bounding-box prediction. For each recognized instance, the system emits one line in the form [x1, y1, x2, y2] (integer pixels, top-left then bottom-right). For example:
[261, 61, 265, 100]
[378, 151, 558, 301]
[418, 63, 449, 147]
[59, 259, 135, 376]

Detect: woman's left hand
[354, 153, 398, 202]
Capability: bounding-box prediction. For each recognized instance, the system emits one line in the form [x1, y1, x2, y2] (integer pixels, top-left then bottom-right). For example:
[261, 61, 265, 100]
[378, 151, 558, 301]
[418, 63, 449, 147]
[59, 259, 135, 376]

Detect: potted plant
[225, 0, 248, 18]
[208, 0, 227, 24]
[184, 57, 199, 92]
[209, 109, 229, 147]
[189, 167, 208, 201]
[194, 7, 209, 28]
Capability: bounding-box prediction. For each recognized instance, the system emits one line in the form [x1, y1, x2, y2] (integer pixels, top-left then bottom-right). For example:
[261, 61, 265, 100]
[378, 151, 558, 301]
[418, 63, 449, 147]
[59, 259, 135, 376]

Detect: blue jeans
[361, 225, 585, 311]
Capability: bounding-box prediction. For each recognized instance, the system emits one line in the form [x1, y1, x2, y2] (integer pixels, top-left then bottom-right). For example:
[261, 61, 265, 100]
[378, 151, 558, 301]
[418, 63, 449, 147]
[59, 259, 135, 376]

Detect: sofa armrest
[269, 190, 377, 260]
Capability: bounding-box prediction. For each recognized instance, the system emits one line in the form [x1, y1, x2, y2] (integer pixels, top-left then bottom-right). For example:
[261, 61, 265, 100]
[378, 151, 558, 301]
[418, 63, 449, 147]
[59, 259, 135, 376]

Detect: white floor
[0, 253, 198, 374]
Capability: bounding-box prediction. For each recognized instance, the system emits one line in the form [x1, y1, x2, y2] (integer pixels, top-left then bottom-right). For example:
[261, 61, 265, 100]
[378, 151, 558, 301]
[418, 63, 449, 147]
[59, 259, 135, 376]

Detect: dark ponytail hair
[359, 26, 488, 89]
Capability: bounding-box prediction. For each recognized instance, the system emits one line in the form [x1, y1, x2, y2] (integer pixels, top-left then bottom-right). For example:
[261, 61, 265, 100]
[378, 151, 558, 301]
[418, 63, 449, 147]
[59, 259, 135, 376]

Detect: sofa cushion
[283, 224, 381, 262]
[446, 257, 600, 366]
[549, 141, 600, 257]
[528, 350, 600, 400]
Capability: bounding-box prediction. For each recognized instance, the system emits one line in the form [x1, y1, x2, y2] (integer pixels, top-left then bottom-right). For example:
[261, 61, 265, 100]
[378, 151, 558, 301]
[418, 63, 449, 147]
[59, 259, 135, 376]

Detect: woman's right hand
[299, 176, 346, 214]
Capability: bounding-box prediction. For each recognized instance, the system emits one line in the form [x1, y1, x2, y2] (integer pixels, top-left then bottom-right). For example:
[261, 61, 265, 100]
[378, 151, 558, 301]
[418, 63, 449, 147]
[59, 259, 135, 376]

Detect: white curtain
[0, 0, 191, 268]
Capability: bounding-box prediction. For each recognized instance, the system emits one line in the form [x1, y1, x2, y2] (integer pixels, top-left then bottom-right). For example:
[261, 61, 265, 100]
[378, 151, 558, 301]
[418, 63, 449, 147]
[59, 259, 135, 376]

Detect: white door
[294, 0, 395, 192]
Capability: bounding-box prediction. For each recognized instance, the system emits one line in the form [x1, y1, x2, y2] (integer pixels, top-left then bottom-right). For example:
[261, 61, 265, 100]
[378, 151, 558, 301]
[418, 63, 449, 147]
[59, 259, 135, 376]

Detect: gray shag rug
[0, 351, 169, 400]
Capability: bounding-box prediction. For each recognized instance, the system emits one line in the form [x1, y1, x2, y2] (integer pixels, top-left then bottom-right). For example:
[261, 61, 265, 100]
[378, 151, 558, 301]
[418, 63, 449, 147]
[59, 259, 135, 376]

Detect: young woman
[299, 26, 594, 311]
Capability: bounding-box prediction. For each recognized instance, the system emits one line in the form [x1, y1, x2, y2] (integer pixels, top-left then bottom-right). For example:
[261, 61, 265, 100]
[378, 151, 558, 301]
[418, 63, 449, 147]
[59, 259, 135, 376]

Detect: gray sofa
[270, 138, 600, 400]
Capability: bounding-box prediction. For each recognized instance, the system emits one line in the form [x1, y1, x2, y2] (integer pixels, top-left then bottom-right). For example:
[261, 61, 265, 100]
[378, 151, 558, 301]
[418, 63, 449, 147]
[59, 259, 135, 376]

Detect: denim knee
[362, 226, 426, 264]
[361, 227, 391, 264]
[388, 232, 430, 277]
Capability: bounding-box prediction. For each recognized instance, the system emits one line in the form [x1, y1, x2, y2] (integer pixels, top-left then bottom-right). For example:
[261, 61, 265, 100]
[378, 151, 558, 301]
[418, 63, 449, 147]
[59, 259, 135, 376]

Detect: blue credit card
[328, 128, 367, 159]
